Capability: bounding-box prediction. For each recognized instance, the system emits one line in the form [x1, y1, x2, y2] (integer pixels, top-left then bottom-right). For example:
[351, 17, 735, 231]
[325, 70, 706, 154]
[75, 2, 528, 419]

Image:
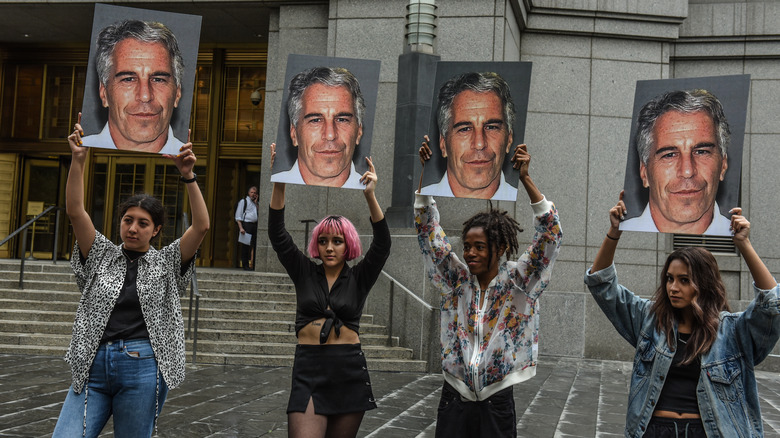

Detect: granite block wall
[256, 0, 780, 364]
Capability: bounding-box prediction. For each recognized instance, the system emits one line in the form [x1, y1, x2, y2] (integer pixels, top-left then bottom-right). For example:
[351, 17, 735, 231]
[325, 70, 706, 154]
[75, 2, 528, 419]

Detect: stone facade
[257, 0, 780, 368]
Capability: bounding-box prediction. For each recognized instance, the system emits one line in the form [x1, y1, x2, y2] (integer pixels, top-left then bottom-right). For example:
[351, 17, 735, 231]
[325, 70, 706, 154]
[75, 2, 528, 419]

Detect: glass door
[92, 156, 207, 263]
[19, 158, 60, 259]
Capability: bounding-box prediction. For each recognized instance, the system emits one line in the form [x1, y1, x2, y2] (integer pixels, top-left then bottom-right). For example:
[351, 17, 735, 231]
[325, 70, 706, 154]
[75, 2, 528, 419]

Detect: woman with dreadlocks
[267, 144, 391, 438]
[586, 192, 780, 437]
[416, 139, 563, 437]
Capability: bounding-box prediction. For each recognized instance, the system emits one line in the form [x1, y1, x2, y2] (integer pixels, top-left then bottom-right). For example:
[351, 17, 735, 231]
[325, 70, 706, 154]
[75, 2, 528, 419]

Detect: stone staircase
[0, 259, 427, 372]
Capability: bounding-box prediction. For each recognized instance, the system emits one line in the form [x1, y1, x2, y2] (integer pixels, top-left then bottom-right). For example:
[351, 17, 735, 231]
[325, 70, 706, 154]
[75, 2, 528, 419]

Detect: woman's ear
[152, 225, 162, 238]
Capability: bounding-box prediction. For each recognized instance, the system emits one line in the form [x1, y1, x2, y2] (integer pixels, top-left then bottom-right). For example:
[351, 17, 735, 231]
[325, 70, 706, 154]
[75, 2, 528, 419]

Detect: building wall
[257, 0, 780, 365]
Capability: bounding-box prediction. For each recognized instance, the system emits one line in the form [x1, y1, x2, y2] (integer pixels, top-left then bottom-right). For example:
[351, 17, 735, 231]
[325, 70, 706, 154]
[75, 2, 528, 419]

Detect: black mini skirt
[287, 343, 377, 415]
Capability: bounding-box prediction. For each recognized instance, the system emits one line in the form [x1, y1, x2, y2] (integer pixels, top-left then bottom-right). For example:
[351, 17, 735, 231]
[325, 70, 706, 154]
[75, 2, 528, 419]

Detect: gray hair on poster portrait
[80, 4, 201, 155]
[287, 67, 366, 130]
[437, 72, 516, 140]
[95, 20, 185, 88]
[271, 54, 381, 190]
[419, 62, 532, 202]
[620, 75, 750, 236]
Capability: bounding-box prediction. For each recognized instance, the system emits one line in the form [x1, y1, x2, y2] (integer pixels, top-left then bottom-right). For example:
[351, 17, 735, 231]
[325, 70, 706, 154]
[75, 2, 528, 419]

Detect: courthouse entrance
[88, 155, 208, 259]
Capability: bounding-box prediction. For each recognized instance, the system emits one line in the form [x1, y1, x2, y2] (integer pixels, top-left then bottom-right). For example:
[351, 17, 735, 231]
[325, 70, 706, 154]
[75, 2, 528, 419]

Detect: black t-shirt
[100, 248, 150, 343]
[655, 332, 701, 414]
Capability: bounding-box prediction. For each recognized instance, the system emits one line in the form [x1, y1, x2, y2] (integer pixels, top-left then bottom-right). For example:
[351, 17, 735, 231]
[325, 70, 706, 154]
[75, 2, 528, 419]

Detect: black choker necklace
[122, 248, 144, 263]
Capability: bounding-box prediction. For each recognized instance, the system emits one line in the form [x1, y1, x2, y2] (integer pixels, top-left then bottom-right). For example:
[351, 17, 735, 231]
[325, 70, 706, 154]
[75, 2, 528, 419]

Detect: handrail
[0, 205, 59, 248]
[381, 270, 434, 311]
[181, 213, 202, 364]
[380, 270, 437, 372]
[0, 205, 63, 289]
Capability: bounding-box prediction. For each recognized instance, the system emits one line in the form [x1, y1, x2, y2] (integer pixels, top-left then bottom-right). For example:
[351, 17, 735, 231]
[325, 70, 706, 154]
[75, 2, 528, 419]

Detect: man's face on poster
[640, 110, 728, 232]
[99, 38, 181, 152]
[289, 83, 363, 187]
[440, 90, 512, 198]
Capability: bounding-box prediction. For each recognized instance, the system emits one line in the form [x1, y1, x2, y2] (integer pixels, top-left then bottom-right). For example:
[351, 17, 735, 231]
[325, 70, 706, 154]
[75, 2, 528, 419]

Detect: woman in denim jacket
[585, 192, 780, 437]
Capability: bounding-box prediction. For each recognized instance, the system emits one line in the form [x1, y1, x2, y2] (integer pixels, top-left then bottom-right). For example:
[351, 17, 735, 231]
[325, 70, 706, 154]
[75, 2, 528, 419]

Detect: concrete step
[181, 297, 296, 311]
[0, 271, 76, 282]
[0, 332, 70, 347]
[0, 288, 81, 302]
[0, 343, 65, 356]
[193, 289, 296, 302]
[0, 319, 73, 334]
[187, 352, 427, 372]
[0, 279, 79, 292]
[0, 309, 75, 323]
[0, 259, 74, 274]
[0, 298, 79, 312]
[0, 261, 421, 372]
[197, 280, 296, 293]
[191, 269, 291, 284]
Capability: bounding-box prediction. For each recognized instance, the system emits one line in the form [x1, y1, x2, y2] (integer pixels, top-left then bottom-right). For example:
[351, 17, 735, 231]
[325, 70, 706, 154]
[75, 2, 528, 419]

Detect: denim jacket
[585, 264, 780, 437]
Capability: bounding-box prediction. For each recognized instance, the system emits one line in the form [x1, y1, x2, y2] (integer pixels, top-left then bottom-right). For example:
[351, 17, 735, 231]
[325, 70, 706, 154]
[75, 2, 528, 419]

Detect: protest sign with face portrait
[419, 61, 532, 201]
[80, 4, 201, 155]
[620, 75, 749, 236]
[271, 54, 381, 190]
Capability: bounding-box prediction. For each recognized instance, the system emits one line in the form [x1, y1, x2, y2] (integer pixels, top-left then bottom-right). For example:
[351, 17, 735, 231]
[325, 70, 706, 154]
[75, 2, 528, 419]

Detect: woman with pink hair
[268, 145, 390, 438]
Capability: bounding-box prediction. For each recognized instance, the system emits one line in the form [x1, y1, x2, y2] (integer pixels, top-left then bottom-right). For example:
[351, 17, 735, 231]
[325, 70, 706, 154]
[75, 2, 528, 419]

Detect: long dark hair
[650, 247, 730, 364]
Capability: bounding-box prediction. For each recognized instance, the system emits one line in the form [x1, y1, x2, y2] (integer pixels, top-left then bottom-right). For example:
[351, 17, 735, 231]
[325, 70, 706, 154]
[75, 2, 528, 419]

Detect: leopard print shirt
[66, 231, 194, 393]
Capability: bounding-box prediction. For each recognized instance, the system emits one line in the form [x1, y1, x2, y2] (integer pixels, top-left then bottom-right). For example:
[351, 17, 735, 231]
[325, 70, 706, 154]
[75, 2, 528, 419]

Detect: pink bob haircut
[307, 215, 363, 261]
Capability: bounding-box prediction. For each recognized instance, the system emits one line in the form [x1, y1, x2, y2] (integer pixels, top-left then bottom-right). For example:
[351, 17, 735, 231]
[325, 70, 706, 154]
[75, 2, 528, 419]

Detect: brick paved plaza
[3, 353, 780, 437]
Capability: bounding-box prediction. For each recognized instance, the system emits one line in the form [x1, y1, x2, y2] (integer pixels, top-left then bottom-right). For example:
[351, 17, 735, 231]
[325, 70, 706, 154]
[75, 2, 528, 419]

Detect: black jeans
[240, 221, 257, 270]
[435, 382, 516, 438]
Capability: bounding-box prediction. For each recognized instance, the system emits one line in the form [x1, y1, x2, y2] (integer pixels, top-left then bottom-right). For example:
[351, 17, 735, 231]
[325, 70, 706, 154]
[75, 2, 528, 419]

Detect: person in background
[235, 185, 258, 270]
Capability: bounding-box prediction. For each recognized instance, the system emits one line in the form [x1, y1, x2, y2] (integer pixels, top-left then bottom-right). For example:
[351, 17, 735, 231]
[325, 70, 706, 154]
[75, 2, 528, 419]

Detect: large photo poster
[620, 75, 750, 236]
[419, 61, 532, 201]
[80, 4, 202, 154]
[271, 54, 381, 189]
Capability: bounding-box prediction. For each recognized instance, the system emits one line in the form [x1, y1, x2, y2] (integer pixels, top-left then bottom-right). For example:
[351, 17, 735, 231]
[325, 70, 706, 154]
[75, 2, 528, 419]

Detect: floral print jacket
[415, 194, 562, 401]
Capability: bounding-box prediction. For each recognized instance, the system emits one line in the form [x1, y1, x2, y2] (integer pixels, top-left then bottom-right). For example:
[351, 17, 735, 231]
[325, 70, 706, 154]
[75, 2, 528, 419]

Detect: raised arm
[167, 131, 209, 265]
[360, 156, 383, 223]
[730, 208, 780, 363]
[66, 113, 96, 258]
[269, 143, 286, 210]
[590, 191, 626, 273]
[511, 144, 543, 204]
[415, 136, 468, 291]
[731, 208, 776, 289]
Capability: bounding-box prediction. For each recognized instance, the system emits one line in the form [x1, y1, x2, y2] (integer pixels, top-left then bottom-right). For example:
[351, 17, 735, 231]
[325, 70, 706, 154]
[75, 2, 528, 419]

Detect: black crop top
[655, 333, 701, 415]
[268, 206, 391, 343]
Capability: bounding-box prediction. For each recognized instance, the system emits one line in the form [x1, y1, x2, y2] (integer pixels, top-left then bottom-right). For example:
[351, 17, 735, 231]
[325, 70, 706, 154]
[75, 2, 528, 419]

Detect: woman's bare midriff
[653, 410, 701, 419]
[297, 318, 360, 345]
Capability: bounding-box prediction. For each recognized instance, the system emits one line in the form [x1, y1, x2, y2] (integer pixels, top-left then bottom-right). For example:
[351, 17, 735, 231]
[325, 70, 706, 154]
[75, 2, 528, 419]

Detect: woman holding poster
[53, 116, 209, 437]
[268, 144, 390, 437]
[586, 192, 780, 436]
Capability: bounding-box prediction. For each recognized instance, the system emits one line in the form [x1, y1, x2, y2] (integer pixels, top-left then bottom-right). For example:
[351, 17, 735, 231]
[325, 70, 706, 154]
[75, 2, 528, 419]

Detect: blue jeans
[53, 339, 169, 438]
